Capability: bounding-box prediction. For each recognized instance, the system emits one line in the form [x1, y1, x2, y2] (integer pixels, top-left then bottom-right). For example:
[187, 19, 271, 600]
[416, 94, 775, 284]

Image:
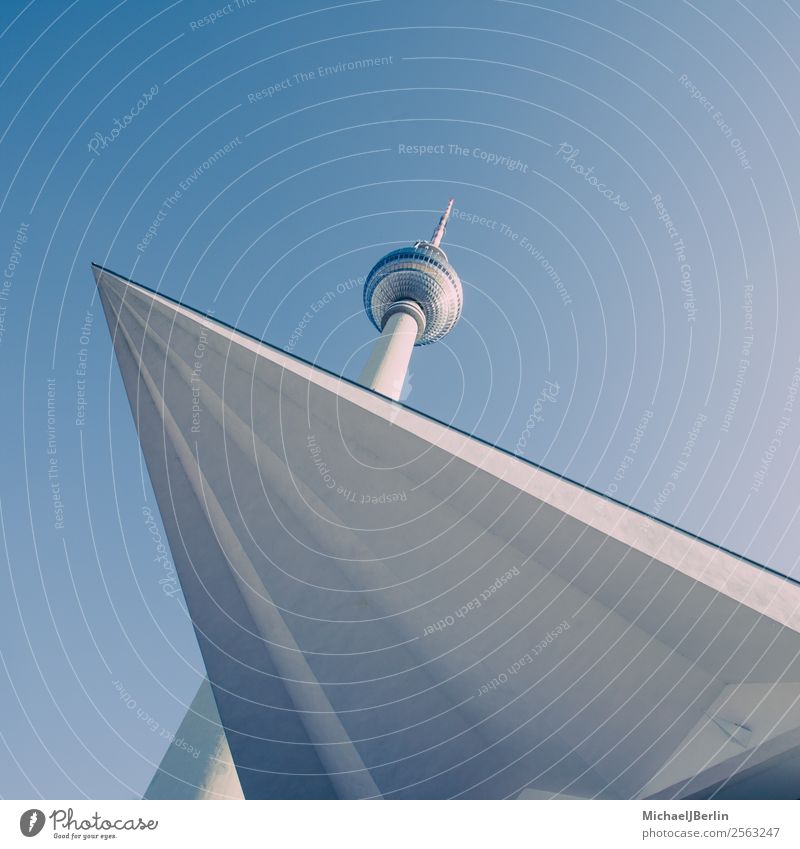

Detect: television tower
[359, 199, 463, 400]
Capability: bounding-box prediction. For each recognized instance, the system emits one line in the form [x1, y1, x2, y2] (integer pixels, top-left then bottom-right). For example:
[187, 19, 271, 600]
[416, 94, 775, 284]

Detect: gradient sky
[2, 0, 800, 798]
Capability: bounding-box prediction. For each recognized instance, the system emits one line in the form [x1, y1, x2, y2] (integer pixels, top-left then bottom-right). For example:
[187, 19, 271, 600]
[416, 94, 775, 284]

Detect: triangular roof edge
[91, 261, 799, 595]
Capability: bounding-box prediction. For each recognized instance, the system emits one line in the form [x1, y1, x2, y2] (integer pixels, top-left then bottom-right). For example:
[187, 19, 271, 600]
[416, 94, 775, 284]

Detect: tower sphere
[363, 203, 462, 346]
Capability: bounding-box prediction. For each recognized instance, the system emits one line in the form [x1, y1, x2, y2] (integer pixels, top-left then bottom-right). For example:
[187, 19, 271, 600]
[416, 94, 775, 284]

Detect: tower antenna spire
[430, 198, 455, 247]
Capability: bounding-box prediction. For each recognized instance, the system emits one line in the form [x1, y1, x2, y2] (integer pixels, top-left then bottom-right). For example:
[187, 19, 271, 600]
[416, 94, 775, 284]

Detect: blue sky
[2, 0, 800, 798]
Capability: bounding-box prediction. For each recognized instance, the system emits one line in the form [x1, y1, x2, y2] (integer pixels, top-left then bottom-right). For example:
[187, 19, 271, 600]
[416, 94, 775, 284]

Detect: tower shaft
[358, 306, 421, 400]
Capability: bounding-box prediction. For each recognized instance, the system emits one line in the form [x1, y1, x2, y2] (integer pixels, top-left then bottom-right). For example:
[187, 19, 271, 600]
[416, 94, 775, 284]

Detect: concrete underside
[94, 265, 800, 800]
